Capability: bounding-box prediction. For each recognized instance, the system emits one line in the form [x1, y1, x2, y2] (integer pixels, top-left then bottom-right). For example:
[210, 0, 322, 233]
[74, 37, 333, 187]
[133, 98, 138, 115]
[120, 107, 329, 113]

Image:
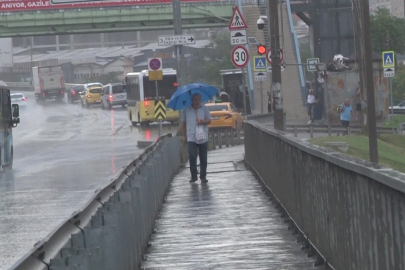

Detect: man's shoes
[307, 120, 312, 124]
[200, 178, 208, 183]
[189, 178, 198, 183]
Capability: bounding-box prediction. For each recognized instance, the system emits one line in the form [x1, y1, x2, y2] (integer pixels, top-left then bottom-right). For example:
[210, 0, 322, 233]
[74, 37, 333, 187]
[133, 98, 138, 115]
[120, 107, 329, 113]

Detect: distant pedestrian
[355, 83, 361, 122]
[219, 88, 229, 102]
[306, 89, 318, 124]
[267, 93, 272, 113]
[181, 93, 211, 183]
[338, 98, 355, 133]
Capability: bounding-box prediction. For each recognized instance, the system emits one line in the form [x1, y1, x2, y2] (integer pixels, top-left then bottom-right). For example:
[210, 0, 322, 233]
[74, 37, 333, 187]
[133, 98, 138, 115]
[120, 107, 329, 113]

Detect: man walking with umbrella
[182, 93, 211, 183]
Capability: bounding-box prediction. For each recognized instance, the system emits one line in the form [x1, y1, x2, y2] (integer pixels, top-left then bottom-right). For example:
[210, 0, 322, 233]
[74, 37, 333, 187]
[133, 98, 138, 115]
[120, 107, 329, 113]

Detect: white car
[389, 100, 405, 114]
[101, 83, 127, 109]
[11, 93, 27, 107]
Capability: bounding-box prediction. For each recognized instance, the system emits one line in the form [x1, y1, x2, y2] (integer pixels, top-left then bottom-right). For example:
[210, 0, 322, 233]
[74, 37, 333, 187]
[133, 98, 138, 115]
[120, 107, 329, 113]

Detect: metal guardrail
[10, 134, 182, 270]
[5, 82, 79, 92]
[208, 128, 243, 149]
[244, 120, 405, 270]
[287, 124, 397, 138]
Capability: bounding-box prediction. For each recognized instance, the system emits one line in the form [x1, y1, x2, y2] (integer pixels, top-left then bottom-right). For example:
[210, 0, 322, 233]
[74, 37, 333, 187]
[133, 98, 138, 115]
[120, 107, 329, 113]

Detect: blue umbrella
[167, 82, 219, 111]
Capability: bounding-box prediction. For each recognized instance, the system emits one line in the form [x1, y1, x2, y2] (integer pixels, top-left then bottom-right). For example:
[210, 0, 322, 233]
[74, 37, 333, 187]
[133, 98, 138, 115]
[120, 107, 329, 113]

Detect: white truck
[32, 66, 65, 102]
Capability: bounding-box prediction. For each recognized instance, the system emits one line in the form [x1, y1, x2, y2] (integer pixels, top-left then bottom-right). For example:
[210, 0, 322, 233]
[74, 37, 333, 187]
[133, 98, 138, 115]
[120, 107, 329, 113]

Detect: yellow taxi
[81, 86, 103, 108]
[206, 102, 243, 130]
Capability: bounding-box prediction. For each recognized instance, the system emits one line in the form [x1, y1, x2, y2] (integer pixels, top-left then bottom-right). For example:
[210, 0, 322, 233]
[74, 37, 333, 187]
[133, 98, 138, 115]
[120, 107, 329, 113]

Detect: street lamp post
[268, 0, 285, 130]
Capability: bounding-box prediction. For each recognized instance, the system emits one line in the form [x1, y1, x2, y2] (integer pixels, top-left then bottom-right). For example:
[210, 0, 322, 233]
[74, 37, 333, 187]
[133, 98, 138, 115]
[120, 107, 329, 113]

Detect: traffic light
[257, 44, 266, 55]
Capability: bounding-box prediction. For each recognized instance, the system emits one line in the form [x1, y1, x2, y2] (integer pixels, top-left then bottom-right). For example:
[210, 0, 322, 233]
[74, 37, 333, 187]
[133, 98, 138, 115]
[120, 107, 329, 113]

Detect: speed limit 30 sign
[231, 45, 249, 68]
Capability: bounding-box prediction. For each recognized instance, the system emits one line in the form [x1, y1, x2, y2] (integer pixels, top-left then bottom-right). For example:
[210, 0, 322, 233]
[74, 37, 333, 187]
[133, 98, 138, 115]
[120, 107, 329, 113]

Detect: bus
[125, 69, 179, 126]
[0, 88, 20, 169]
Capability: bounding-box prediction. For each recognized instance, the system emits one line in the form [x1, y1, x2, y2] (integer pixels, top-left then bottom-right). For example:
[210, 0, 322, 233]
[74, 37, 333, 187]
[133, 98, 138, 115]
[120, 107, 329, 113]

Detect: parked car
[81, 86, 102, 108]
[205, 102, 243, 130]
[101, 83, 127, 109]
[389, 100, 405, 114]
[10, 93, 27, 107]
[67, 84, 85, 103]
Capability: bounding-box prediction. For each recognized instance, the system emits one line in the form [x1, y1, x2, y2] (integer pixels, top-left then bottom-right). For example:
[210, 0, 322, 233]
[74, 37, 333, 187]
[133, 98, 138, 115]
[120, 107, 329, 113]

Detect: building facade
[371, 0, 405, 18]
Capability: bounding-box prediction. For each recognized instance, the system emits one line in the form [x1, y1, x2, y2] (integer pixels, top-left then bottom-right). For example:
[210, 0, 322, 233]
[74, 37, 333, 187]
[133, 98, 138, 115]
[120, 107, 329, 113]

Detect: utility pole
[173, 0, 184, 131]
[269, 0, 284, 130]
[361, 0, 378, 164]
[173, 0, 184, 87]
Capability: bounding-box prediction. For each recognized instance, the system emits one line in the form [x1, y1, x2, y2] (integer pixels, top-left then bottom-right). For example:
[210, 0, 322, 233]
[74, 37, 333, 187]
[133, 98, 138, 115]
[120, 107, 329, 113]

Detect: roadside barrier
[11, 134, 181, 270]
[244, 120, 405, 270]
[208, 129, 243, 150]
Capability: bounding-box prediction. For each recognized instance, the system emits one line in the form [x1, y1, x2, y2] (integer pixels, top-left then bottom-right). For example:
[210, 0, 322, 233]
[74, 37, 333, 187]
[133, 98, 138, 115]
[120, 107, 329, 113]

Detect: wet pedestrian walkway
[142, 145, 319, 270]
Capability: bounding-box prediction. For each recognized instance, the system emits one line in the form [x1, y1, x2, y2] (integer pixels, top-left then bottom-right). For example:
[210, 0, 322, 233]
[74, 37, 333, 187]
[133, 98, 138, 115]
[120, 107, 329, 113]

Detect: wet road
[0, 92, 179, 270]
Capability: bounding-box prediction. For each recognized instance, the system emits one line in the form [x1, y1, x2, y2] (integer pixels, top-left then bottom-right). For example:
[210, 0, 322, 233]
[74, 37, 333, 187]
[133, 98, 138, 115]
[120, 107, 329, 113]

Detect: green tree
[370, 8, 405, 54]
[392, 65, 405, 104]
[185, 32, 234, 85]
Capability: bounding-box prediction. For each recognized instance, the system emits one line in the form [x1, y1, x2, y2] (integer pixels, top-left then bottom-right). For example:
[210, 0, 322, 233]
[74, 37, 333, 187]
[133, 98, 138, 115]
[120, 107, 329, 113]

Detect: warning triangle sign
[229, 6, 247, 30]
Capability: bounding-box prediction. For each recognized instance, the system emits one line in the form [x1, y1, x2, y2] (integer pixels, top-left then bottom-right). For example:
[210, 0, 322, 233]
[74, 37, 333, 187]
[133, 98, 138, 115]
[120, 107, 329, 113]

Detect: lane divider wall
[11, 134, 181, 270]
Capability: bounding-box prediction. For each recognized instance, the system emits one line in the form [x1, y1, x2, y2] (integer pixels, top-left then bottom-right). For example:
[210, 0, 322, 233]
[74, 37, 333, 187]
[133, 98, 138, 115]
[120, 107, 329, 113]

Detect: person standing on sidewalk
[182, 93, 211, 183]
[355, 84, 361, 122]
[306, 89, 318, 124]
[338, 98, 355, 134]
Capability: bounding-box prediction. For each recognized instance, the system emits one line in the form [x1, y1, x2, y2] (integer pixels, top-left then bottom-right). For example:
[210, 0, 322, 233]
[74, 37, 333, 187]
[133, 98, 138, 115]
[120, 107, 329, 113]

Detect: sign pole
[390, 77, 394, 133]
[155, 80, 162, 137]
[242, 67, 247, 115]
[260, 80, 263, 114]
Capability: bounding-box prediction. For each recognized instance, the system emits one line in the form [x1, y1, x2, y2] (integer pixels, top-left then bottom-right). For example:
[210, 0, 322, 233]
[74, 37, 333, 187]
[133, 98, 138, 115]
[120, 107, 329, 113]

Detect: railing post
[237, 130, 241, 145]
[328, 124, 331, 136]
[225, 130, 229, 147]
[209, 132, 215, 150]
[219, 131, 223, 148]
[309, 126, 313, 138]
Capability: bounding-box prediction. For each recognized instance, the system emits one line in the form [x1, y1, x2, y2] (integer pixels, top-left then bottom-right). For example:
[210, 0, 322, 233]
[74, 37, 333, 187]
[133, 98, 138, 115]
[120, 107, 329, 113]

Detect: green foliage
[370, 8, 405, 54]
[83, 72, 122, 85]
[310, 134, 405, 173]
[383, 115, 405, 129]
[392, 66, 405, 103]
[370, 8, 405, 103]
[184, 32, 234, 85]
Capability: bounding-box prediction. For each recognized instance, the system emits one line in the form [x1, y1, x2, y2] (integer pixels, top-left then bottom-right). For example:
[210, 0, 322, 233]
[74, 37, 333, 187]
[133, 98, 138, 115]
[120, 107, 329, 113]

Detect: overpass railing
[10, 134, 183, 270]
[244, 120, 405, 270]
[286, 0, 307, 106]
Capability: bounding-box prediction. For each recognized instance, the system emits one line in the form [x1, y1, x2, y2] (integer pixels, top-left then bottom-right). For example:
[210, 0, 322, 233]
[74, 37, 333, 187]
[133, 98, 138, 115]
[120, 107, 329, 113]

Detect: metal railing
[11, 134, 182, 270]
[286, 0, 307, 106]
[5, 82, 79, 91]
[208, 128, 243, 149]
[287, 124, 397, 137]
[244, 120, 405, 270]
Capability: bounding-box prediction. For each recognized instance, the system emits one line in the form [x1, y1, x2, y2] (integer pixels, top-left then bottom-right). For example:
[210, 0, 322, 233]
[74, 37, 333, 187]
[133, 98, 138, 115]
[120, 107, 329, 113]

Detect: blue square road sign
[382, 51, 395, 68]
[254, 56, 267, 71]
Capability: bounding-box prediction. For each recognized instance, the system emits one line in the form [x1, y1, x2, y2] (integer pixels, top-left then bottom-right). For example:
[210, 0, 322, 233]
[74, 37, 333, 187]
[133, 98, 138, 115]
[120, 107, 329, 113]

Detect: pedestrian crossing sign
[254, 56, 267, 71]
[382, 51, 395, 68]
[228, 6, 247, 30]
